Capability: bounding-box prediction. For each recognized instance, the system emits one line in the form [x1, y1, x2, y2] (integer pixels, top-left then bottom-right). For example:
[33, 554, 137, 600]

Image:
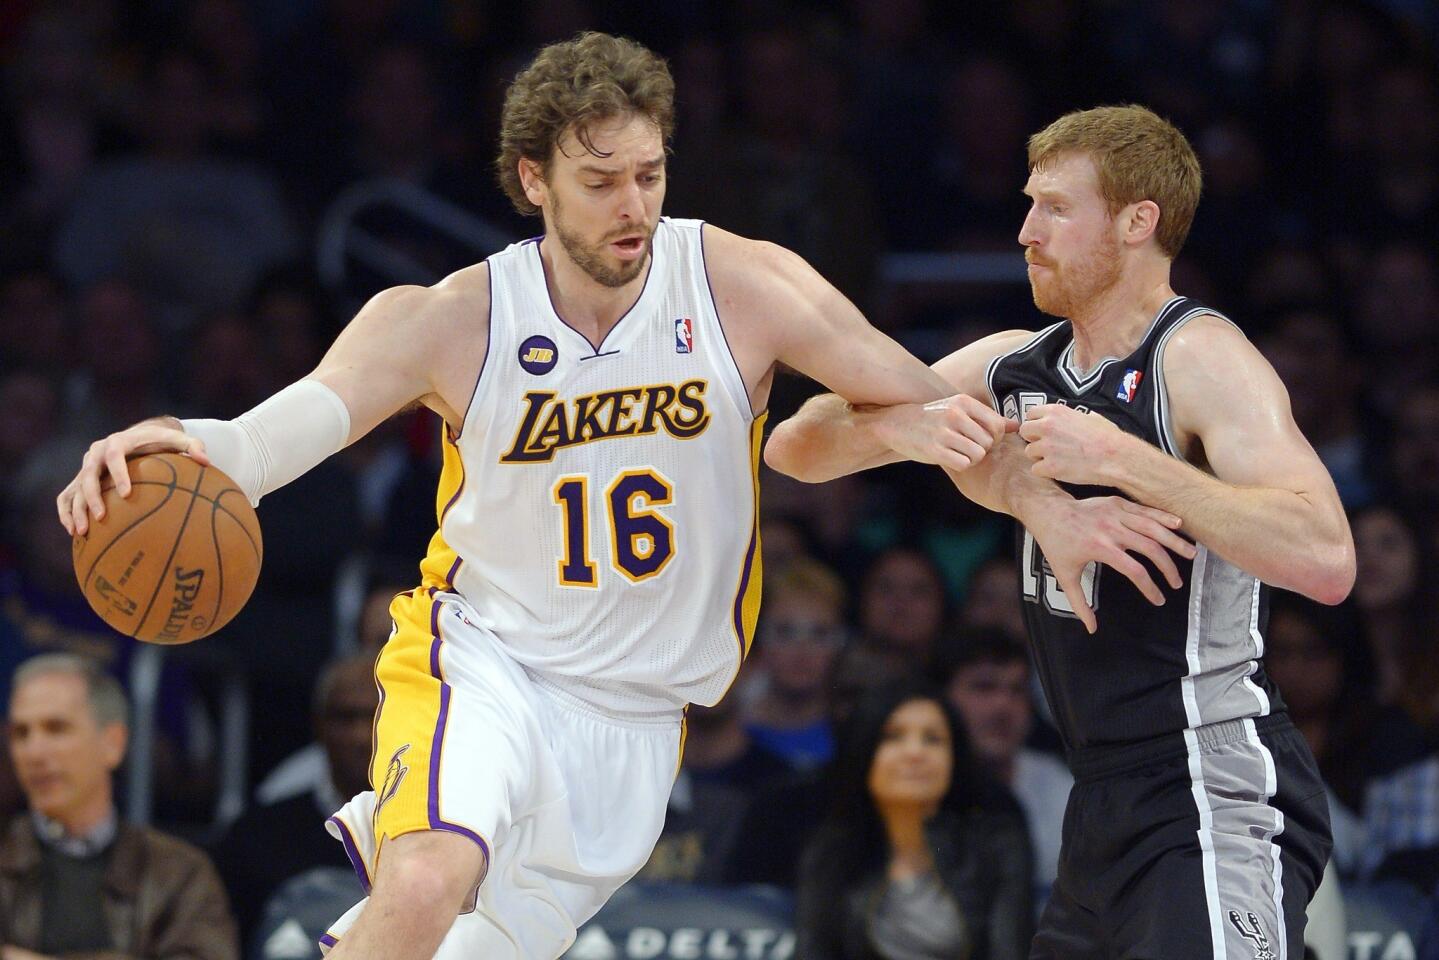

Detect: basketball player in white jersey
[56, 36, 1191, 960]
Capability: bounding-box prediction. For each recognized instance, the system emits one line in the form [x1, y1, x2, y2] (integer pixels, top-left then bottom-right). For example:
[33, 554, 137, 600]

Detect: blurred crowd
[2, 0, 1438, 957]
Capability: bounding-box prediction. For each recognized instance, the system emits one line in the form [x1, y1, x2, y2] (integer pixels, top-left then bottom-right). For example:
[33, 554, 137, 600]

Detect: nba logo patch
[1117, 368, 1143, 403]
[517, 335, 558, 375]
[674, 317, 693, 354]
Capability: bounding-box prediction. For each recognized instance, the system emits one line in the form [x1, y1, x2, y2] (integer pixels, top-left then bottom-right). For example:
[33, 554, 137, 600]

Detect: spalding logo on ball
[72, 453, 263, 645]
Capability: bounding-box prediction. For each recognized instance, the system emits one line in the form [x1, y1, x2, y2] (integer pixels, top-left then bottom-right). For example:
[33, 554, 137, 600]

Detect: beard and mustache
[1027, 230, 1123, 318]
[551, 192, 655, 289]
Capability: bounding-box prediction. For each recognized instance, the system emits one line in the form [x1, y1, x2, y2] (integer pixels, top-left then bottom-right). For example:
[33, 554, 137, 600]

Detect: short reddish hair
[1028, 105, 1202, 258]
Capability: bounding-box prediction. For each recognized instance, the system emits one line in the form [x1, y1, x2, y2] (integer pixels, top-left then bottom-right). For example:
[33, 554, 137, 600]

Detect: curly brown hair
[496, 32, 675, 217]
[1027, 105, 1202, 259]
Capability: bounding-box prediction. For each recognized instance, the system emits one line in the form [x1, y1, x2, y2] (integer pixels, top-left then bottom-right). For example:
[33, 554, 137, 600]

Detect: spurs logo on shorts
[374, 744, 411, 818]
[1228, 910, 1276, 960]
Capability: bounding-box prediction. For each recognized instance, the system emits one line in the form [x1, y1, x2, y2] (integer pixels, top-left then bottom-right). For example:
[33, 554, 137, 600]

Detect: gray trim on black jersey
[986, 321, 1066, 413]
[1165, 305, 1289, 959]
[1151, 305, 1243, 457]
[1055, 295, 1183, 394]
[1164, 304, 1271, 730]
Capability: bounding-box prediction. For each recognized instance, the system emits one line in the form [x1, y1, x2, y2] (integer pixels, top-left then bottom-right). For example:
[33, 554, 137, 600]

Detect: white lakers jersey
[416, 218, 764, 715]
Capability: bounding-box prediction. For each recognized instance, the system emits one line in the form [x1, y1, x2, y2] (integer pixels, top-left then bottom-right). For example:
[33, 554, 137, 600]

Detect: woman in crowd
[856, 546, 950, 674]
[1351, 504, 1426, 706]
[797, 679, 1032, 960]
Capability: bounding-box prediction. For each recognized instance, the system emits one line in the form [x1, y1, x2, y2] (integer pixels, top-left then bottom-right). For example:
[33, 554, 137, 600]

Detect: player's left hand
[1020, 403, 1128, 486]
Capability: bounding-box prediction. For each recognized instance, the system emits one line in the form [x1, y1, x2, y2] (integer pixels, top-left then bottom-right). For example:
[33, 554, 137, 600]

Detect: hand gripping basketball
[64, 427, 263, 644]
[58, 417, 210, 537]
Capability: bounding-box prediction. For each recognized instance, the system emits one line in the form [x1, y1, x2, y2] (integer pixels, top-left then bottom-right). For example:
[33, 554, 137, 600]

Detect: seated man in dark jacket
[211, 655, 377, 953]
[1, 652, 237, 960]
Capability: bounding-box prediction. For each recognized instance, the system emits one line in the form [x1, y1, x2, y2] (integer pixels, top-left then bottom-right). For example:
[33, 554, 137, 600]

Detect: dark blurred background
[1, 1, 1437, 957]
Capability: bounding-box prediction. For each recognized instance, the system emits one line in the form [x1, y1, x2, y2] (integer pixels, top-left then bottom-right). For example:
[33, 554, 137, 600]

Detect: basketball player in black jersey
[766, 105, 1352, 959]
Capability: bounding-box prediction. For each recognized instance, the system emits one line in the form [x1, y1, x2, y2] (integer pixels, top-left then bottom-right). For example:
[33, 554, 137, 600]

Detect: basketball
[72, 453, 263, 645]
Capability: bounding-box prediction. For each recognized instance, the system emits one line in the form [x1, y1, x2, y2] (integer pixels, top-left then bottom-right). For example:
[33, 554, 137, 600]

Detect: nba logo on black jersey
[1117, 368, 1143, 403]
[675, 317, 693, 354]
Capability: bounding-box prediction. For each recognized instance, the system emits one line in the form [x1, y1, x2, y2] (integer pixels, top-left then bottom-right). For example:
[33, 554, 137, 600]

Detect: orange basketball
[72, 453, 263, 644]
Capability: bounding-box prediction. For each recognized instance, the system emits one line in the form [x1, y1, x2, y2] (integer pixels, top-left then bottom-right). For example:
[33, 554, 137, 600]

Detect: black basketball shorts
[1031, 714, 1332, 960]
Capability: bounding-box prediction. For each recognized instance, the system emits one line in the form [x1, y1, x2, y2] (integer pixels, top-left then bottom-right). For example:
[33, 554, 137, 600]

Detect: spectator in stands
[181, 0, 265, 156]
[1361, 746, 1439, 896]
[1, 653, 237, 959]
[0, 373, 59, 500]
[0, 748, 18, 828]
[245, 267, 331, 393]
[1258, 309, 1375, 508]
[1, 468, 217, 821]
[1263, 593, 1375, 875]
[710, 19, 882, 312]
[0, 266, 70, 382]
[682, 697, 791, 795]
[211, 655, 376, 952]
[1355, 512, 1439, 895]
[354, 568, 415, 657]
[0, 11, 110, 239]
[958, 556, 1027, 643]
[52, 48, 297, 324]
[721, 640, 911, 890]
[1346, 62, 1439, 248]
[635, 769, 747, 887]
[181, 313, 271, 420]
[856, 546, 949, 674]
[754, 512, 818, 582]
[1351, 505, 1425, 707]
[797, 679, 1032, 959]
[0, 477, 131, 689]
[61, 280, 175, 443]
[249, 866, 360, 960]
[914, 54, 1034, 251]
[744, 559, 849, 770]
[1357, 251, 1439, 417]
[938, 630, 1069, 907]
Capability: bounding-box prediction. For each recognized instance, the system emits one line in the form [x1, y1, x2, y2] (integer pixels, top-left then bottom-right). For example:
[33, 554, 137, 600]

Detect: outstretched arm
[765, 331, 1195, 631]
[703, 226, 1013, 453]
[1020, 314, 1354, 604]
[764, 330, 1031, 482]
[58, 275, 486, 534]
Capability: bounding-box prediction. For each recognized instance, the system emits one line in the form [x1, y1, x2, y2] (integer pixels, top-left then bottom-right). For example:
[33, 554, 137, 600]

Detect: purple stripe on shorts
[326, 816, 372, 893]
[424, 599, 493, 864]
[319, 933, 339, 949]
[444, 555, 462, 590]
[429, 601, 443, 678]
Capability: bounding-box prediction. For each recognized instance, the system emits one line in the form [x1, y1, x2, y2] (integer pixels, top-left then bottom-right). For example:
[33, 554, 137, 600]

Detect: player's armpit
[310, 280, 486, 442]
[1131, 315, 1355, 603]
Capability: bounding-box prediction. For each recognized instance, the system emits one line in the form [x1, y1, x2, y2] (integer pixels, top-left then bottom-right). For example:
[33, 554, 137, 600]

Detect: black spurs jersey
[987, 296, 1286, 752]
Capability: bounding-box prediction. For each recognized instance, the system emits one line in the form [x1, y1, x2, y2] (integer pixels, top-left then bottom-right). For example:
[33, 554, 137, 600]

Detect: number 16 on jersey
[552, 468, 676, 587]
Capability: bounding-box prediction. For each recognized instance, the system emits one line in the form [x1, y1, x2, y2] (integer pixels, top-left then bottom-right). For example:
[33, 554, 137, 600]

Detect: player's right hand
[872, 393, 1016, 472]
[1028, 495, 1197, 634]
[57, 418, 210, 537]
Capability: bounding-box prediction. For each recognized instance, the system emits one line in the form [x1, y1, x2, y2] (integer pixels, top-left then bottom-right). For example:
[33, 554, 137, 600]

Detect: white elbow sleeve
[181, 379, 352, 506]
